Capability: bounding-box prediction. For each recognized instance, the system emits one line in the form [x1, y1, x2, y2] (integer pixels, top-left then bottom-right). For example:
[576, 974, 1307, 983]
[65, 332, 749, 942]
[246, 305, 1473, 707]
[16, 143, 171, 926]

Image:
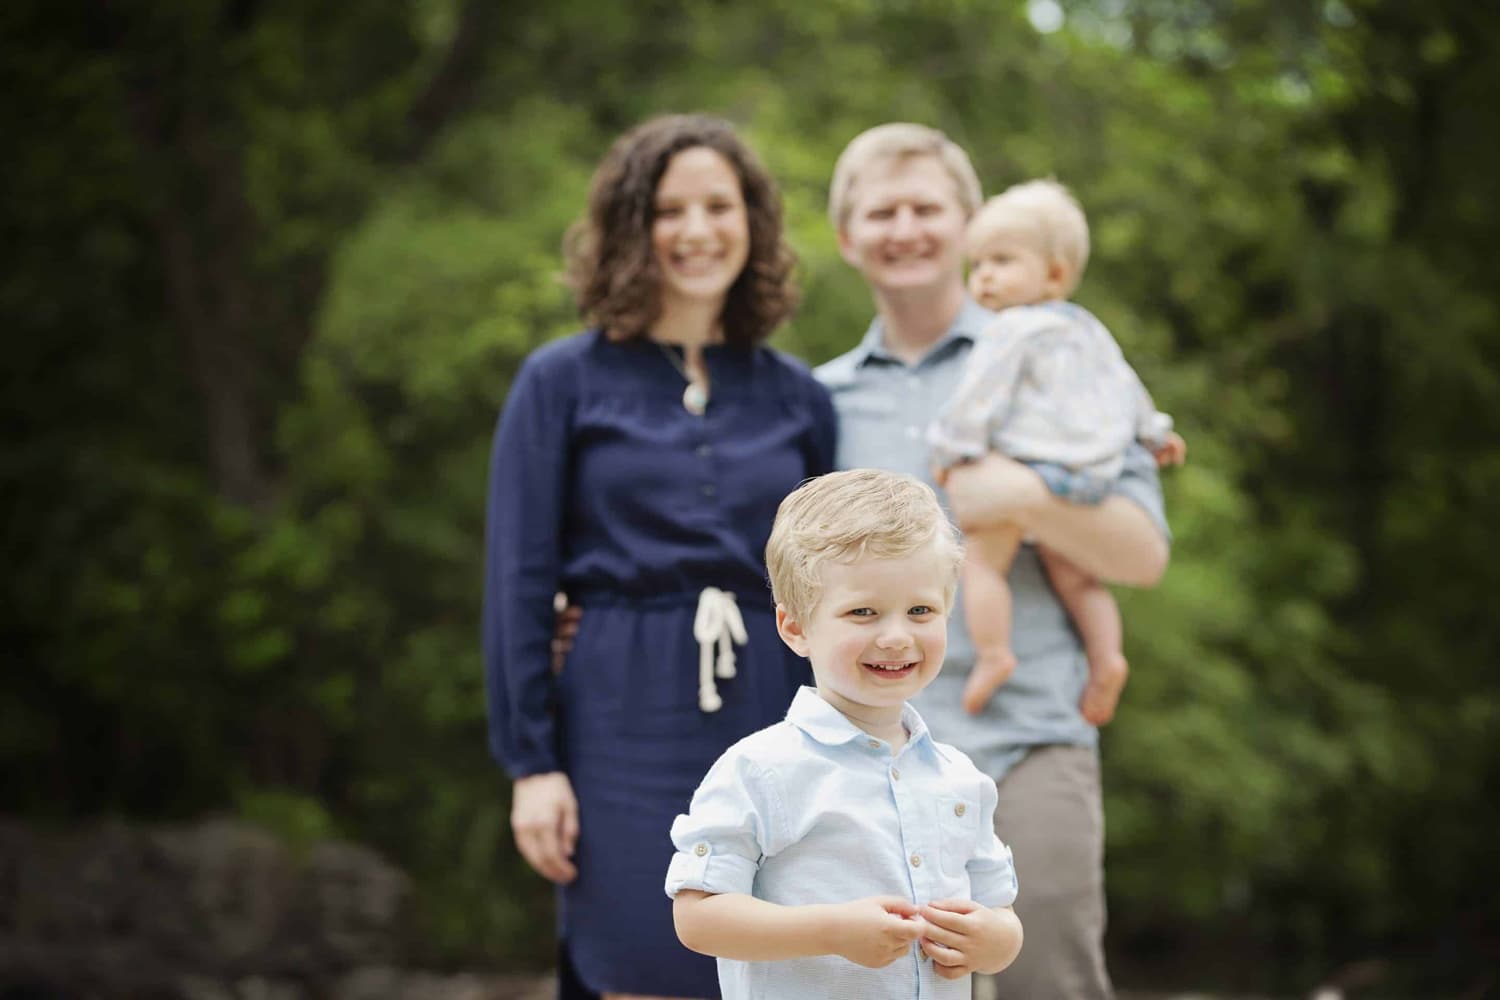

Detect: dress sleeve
[805, 372, 839, 477]
[967, 773, 1020, 909]
[927, 313, 1034, 470]
[483, 347, 576, 778]
[664, 749, 781, 899]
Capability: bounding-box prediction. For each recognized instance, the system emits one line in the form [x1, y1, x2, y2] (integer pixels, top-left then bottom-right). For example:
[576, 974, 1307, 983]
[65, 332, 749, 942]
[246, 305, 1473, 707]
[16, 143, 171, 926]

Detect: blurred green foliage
[3, 0, 1497, 991]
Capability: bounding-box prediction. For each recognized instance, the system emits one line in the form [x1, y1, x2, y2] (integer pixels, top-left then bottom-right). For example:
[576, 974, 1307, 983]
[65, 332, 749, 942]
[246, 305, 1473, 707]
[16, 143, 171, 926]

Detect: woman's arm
[673, 890, 927, 968]
[807, 371, 840, 476]
[483, 347, 579, 881]
[483, 349, 575, 774]
[509, 771, 578, 884]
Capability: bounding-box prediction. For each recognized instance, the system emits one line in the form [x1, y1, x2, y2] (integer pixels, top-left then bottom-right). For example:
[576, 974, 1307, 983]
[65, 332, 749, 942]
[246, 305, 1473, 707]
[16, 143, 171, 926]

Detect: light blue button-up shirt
[816, 300, 1169, 781]
[665, 687, 1018, 1000]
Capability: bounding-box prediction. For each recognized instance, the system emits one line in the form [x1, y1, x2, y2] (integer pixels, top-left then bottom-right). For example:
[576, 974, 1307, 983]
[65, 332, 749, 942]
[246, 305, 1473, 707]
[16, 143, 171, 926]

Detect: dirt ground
[494, 975, 1287, 1000]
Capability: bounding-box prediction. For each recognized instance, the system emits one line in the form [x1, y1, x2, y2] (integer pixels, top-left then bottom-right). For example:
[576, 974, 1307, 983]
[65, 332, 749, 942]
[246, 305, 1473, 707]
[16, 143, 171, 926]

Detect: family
[483, 115, 1180, 999]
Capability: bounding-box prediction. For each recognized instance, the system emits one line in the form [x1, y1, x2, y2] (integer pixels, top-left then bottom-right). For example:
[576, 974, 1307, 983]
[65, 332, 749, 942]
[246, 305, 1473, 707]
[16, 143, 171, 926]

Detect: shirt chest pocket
[936, 795, 980, 878]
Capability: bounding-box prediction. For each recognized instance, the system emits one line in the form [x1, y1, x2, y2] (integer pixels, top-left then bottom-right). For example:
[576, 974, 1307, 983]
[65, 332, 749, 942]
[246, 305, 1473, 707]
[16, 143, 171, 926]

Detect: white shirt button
[891, 768, 901, 781]
[694, 843, 709, 857]
[867, 739, 881, 749]
[954, 803, 967, 817]
[910, 853, 922, 868]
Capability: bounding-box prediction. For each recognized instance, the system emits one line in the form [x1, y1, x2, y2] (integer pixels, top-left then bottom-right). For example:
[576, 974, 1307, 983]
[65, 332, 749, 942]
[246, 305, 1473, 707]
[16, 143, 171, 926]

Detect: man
[815, 123, 1170, 999]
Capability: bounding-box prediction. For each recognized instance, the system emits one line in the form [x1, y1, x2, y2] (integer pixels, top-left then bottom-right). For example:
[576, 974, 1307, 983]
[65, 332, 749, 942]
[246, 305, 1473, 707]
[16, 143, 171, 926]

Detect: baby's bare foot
[962, 649, 1018, 715]
[1080, 653, 1129, 726]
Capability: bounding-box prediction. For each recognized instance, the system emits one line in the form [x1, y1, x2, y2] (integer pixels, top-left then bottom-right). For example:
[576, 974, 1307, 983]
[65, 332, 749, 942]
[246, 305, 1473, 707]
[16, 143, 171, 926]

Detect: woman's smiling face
[651, 146, 750, 314]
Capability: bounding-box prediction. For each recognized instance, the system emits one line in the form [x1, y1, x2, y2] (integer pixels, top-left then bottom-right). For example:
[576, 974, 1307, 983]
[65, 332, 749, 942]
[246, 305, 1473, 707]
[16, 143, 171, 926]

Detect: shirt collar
[851, 297, 995, 369]
[785, 686, 936, 753]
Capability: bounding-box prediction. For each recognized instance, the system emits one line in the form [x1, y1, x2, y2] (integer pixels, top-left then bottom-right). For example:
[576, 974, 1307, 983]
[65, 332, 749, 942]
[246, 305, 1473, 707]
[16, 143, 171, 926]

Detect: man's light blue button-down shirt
[665, 687, 1018, 1000]
[815, 300, 1169, 781]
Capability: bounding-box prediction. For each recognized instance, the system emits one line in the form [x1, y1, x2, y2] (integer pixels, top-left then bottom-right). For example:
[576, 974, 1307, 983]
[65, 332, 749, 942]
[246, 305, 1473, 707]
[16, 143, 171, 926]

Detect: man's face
[837, 155, 969, 299]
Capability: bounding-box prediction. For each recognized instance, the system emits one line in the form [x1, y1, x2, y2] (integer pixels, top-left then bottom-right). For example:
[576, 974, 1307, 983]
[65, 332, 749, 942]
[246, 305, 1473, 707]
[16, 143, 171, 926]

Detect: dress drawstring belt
[693, 587, 747, 712]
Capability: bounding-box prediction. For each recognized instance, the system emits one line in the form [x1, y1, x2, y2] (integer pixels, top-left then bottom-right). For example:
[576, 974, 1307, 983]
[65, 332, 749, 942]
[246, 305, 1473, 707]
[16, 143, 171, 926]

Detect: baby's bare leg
[1038, 546, 1129, 726]
[961, 524, 1026, 715]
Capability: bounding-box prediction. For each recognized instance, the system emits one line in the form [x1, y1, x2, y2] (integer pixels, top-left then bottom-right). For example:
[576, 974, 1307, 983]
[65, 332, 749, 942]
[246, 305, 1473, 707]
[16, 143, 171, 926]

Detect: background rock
[0, 818, 543, 999]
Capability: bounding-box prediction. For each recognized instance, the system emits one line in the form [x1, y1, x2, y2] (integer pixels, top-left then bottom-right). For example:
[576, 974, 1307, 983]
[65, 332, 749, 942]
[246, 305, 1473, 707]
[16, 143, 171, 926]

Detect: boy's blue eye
[909, 605, 935, 616]
[848, 608, 876, 617]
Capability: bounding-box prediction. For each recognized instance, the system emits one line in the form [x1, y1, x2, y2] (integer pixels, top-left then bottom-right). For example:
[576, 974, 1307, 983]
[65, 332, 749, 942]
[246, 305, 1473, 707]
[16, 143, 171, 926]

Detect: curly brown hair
[564, 114, 799, 347]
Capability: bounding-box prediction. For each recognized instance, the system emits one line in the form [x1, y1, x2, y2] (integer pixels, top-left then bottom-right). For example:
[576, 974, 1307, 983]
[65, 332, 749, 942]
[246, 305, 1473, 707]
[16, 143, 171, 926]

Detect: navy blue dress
[484, 329, 837, 997]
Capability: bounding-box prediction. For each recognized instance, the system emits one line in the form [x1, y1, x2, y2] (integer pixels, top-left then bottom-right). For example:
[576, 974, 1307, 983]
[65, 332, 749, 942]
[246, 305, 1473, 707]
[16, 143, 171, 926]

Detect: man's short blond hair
[828, 123, 984, 229]
[969, 178, 1091, 295]
[766, 469, 963, 620]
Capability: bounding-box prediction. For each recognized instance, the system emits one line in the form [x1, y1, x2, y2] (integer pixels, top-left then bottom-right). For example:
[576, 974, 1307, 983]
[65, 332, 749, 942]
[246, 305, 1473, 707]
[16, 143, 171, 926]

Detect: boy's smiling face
[776, 543, 952, 731]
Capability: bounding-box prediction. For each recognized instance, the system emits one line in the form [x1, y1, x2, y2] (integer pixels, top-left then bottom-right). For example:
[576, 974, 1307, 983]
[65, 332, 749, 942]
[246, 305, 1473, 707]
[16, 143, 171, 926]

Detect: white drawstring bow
[693, 587, 747, 712]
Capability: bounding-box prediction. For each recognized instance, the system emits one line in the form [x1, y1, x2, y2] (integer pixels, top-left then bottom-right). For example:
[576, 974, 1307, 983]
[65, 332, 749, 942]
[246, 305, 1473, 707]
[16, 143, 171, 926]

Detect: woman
[483, 114, 837, 999]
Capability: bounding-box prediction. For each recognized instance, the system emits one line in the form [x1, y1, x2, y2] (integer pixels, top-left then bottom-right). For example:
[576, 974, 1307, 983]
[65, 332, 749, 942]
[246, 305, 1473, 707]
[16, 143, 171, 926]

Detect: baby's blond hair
[766, 469, 963, 620]
[969, 178, 1091, 295]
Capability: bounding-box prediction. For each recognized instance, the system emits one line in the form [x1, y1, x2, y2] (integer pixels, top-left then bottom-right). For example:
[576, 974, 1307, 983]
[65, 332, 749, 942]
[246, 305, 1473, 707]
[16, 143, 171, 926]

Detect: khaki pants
[975, 745, 1114, 1000]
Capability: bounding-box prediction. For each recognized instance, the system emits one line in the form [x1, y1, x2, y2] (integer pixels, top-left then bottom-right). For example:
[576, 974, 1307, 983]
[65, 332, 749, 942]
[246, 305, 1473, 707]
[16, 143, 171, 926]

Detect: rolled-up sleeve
[967, 775, 1020, 909]
[1130, 372, 1175, 453]
[665, 751, 780, 899]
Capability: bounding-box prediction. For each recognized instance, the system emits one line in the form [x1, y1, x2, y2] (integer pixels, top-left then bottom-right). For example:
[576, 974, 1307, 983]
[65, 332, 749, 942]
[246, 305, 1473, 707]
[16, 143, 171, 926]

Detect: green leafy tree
[5, 0, 1497, 988]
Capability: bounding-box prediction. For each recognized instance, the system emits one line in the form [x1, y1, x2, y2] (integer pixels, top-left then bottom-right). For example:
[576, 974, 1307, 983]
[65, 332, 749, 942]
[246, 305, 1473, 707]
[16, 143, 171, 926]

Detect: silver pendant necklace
[658, 343, 710, 416]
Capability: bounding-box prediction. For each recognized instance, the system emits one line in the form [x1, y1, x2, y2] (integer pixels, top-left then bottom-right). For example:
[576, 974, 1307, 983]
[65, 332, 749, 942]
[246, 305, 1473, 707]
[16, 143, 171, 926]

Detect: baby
[930, 179, 1185, 726]
[666, 468, 1024, 998]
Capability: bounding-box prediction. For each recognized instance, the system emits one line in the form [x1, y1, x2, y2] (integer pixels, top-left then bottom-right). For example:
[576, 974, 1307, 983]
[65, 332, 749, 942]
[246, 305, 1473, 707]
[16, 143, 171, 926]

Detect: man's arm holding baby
[941, 447, 1170, 587]
[673, 890, 927, 968]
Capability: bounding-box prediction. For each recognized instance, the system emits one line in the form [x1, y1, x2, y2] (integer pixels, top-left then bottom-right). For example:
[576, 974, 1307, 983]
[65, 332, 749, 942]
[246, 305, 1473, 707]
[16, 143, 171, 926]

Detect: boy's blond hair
[766, 469, 963, 620]
[828, 123, 984, 229]
[969, 178, 1091, 295]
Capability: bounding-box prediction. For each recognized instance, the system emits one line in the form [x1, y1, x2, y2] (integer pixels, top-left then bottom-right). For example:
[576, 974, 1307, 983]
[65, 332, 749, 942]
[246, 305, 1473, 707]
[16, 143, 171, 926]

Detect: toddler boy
[929, 179, 1185, 726]
[665, 468, 1023, 999]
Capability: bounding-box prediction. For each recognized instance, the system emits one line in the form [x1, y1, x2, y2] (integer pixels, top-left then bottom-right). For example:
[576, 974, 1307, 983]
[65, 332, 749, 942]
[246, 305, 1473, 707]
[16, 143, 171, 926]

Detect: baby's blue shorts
[1025, 461, 1112, 506]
